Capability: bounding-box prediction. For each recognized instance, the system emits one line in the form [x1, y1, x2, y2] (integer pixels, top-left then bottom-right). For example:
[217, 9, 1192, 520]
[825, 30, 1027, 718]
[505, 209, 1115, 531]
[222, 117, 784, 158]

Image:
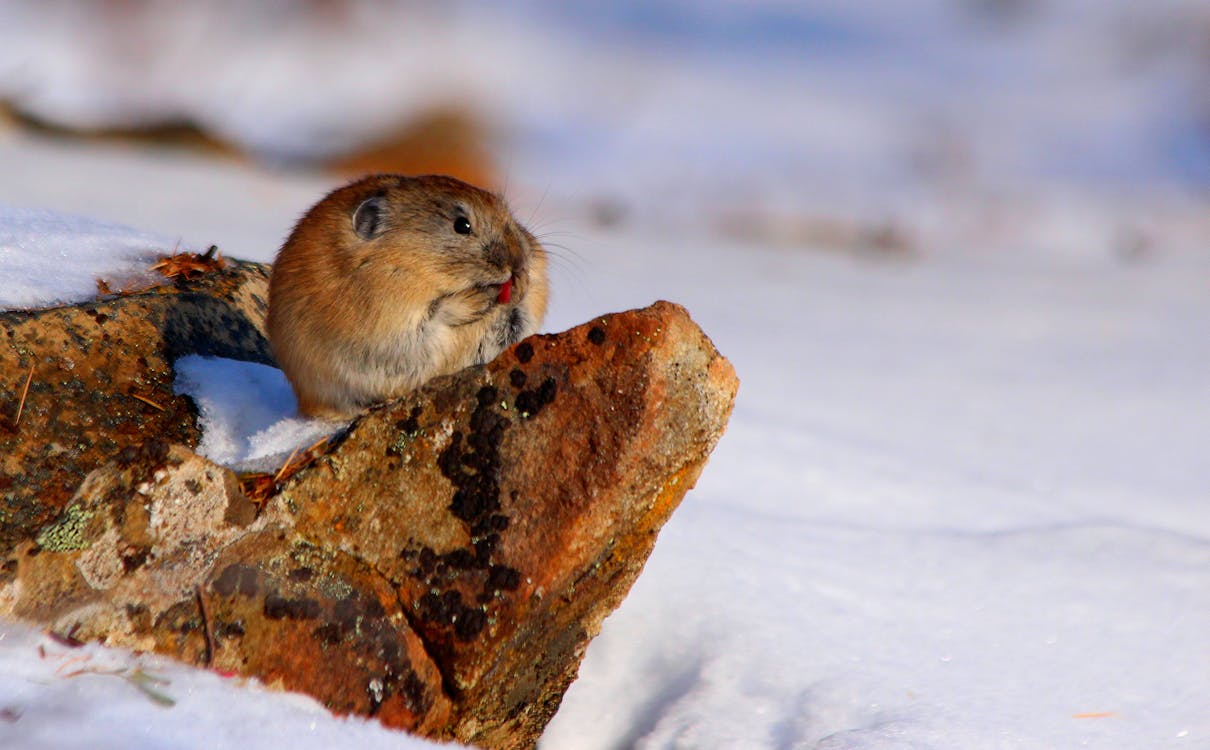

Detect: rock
[0, 256, 737, 748]
[0, 258, 272, 554]
[265, 301, 736, 746]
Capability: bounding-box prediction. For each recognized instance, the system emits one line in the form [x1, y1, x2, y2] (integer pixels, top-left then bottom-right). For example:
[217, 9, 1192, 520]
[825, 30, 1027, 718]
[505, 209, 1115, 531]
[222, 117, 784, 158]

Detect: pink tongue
[497, 278, 513, 304]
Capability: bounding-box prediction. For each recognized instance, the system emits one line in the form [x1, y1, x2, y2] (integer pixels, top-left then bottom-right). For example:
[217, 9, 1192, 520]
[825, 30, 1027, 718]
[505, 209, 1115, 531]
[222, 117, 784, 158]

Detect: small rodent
[267, 174, 549, 419]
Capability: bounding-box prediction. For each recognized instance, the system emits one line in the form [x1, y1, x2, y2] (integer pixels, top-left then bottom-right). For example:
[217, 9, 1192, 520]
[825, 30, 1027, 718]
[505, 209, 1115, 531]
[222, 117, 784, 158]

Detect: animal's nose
[484, 230, 525, 270]
[483, 239, 509, 269]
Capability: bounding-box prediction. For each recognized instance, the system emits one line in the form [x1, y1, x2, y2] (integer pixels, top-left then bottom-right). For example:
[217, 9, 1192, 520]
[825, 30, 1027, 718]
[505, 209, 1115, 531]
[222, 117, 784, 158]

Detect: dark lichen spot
[331, 598, 360, 637]
[588, 326, 606, 345]
[471, 513, 510, 537]
[419, 589, 464, 625]
[361, 595, 386, 620]
[473, 534, 499, 564]
[413, 547, 437, 575]
[509, 368, 527, 389]
[218, 620, 245, 639]
[314, 622, 343, 646]
[515, 341, 534, 364]
[476, 385, 498, 408]
[124, 602, 148, 619]
[394, 406, 423, 437]
[400, 671, 428, 713]
[211, 564, 259, 598]
[514, 377, 558, 419]
[264, 594, 321, 621]
[114, 439, 169, 469]
[487, 564, 521, 592]
[450, 490, 493, 524]
[439, 388, 511, 523]
[436, 431, 464, 477]
[183, 479, 202, 495]
[288, 566, 314, 582]
[378, 638, 400, 673]
[455, 606, 487, 640]
[443, 548, 478, 571]
[537, 377, 557, 404]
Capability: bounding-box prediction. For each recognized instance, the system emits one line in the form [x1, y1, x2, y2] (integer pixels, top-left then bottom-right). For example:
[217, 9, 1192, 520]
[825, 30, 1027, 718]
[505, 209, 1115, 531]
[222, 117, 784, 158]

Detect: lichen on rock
[34, 503, 94, 552]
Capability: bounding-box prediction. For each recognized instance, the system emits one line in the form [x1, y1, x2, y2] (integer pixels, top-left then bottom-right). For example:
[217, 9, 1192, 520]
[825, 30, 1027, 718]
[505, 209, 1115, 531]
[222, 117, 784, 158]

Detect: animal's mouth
[483, 272, 519, 305]
[495, 277, 513, 304]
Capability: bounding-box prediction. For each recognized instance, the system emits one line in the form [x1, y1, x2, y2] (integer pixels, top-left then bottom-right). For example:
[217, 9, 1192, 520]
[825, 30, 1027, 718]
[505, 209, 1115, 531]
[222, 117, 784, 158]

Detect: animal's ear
[352, 195, 386, 239]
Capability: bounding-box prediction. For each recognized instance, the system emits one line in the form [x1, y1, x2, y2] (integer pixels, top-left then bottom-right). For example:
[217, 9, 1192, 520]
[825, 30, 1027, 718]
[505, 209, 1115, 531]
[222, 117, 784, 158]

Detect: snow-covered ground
[1, 1, 1208, 748]
[0, 620, 464, 750]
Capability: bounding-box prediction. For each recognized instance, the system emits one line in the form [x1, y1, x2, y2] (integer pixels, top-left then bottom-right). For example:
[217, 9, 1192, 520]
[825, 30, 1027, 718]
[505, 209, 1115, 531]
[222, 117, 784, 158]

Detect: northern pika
[267, 174, 549, 419]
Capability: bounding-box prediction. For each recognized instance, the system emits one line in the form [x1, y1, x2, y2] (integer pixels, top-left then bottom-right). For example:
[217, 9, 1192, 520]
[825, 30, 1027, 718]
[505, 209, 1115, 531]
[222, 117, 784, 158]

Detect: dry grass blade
[125, 669, 176, 707]
[14, 363, 34, 427]
[273, 446, 302, 483]
[305, 434, 333, 454]
[60, 665, 176, 707]
[130, 393, 166, 412]
[240, 435, 334, 504]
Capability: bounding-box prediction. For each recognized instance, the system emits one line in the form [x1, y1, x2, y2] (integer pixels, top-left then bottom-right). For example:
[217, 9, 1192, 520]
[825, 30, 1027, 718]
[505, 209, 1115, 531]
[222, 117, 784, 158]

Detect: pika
[267, 174, 549, 419]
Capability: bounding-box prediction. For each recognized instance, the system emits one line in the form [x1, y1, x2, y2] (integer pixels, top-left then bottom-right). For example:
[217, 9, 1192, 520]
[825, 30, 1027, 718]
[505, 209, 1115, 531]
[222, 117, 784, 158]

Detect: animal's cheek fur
[432, 291, 490, 328]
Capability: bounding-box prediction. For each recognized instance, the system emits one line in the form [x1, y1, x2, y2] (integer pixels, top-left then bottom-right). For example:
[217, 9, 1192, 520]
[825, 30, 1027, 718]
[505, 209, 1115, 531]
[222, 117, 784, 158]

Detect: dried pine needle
[14, 363, 34, 426]
[130, 393, 166, 412]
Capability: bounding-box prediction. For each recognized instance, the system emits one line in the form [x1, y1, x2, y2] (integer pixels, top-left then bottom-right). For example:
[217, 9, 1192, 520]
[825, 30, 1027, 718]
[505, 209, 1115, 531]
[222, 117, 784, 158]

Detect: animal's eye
[454, 216, 472, 235]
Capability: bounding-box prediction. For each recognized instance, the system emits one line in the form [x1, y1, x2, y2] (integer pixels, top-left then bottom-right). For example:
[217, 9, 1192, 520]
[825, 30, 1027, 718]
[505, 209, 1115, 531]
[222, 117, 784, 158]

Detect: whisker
[526, 182, 552, 227]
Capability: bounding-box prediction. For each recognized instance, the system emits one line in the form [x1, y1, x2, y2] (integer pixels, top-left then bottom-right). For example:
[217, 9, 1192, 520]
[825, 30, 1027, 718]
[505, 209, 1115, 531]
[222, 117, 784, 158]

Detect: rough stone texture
[265, 303, 737, 746]
[0, 256, 737, 749]
[0, 260, 272, 554]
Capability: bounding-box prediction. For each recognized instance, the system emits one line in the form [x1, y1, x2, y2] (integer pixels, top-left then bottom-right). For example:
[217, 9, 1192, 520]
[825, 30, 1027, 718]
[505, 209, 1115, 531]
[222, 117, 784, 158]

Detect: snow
[0, 204, 176, 309]
[0, 620, 466, 750]
[1, 1, 1209, 748]
[172, 356, 345, 473]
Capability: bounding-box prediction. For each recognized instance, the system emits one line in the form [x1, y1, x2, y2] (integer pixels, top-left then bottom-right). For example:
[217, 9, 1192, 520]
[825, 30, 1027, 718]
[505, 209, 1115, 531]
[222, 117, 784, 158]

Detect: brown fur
[267, 174, 549, 419]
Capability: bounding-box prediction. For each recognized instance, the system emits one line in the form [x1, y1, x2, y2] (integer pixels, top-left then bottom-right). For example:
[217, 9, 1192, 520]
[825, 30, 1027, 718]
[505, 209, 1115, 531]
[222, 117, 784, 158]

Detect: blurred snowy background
[0, 1, 1208, 749]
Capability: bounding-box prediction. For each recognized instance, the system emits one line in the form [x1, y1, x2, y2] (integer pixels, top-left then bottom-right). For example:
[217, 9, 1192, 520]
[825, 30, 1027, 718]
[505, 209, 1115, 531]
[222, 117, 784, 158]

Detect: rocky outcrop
[0, 258, 737, 748]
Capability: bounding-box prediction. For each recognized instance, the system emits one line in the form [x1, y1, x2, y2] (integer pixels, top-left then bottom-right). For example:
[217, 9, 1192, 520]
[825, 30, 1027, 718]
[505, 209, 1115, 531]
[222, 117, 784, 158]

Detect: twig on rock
[274, 446, 302, 483]
[130, 393, 166, 412]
